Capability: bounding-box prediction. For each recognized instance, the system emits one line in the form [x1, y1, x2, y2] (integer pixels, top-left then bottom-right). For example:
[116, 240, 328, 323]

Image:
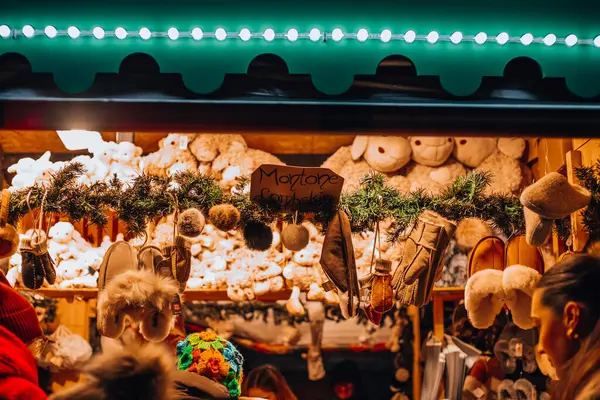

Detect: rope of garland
[9, 161, 586, 241]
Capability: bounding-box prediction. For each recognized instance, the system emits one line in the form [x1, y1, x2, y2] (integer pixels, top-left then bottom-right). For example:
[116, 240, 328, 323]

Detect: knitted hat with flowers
[176, 331, 244, 398]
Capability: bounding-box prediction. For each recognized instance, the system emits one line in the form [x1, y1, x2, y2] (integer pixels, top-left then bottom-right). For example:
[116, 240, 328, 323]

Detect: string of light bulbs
[1, 24, 599, 47]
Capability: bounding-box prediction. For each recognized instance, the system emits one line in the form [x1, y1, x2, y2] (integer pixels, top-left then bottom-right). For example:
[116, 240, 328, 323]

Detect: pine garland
[575, 161, 600, 242]
[7, 162, 529, 239]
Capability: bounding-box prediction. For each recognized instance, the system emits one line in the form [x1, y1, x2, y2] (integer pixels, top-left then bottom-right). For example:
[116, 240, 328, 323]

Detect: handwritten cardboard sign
[250, 164, 344, 212]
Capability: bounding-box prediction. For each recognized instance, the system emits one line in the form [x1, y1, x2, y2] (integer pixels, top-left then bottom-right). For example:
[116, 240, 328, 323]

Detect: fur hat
[97, 269, 179, 342]
[49, 339, 178, 400]
[175, 331, 245, 399]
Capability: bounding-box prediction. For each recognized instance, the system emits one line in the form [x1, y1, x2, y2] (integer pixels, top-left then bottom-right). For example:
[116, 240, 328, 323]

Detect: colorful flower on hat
[177, 344, 194, 371]
[223, 342, 244, 374]
[225, 372, 241, 398]
[198, 348, 230, 378]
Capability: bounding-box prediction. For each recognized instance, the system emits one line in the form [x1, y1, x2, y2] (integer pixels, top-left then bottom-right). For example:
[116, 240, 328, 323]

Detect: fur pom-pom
[243, 221, 273, 251]
[49, 340, 178, 400]
[456, 218, 493, 252]
[503, 264, 541, 329]
[208, 204, 240, 232]
[465, 269, 505, 329]
[281, 224, 310, 251]
[178, 208, 205, 238]
[97, 269, 179, 342]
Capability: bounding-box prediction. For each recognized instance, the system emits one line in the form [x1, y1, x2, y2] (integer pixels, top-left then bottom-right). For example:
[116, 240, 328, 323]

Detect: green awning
[1, 0, 599, 97]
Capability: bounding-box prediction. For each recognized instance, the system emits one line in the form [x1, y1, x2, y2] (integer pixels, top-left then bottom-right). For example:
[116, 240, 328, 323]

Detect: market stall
[1, 1, 599, 399]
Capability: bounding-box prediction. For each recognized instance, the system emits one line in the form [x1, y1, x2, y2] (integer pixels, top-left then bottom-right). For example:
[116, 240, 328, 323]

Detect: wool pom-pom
[208, 204, 241, 232]
[281, 224, 310, 251]
[243, 221, 273, 251]
[178, 208, 205, 238]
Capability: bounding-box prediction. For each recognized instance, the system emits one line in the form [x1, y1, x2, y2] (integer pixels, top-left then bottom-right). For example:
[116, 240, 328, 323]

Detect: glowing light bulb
[496, 32, 509, 45]
[22, 25, 35, 38]
[115, 27, 128, 40]
[543, 33, 556, 46]
[356, 28, 369, 42]
[239, 28, 251, 41]
[0, 25, 10, 38]
[139, 28, 151, 40]
[427, 31, 439, 44]
[67, 26, 80, 39]
[520, 33, 533, 45]
[44, 26, 57, 39]
[475, 32, 487, 44]
[168, 27, 179, 40]
[594, 35, 600, 48]
[287, 28, 299, 42]
[93, 27, 105, 39]
[404, 30, 416, 43]
[450, 31, 463, 44]
[331, 28, 343, 42]
[191, 28, 203, 40]
[380, 29, 392, 43]
[309, 28, 321, 42]
[263, 28, 275, 41]
[565, 34, 578, 47]
[215, 28, 227, 41]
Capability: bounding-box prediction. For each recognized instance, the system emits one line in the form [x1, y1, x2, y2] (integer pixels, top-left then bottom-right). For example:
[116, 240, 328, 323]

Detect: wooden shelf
[432, 286, 465, 301]
[20, 287, 291, 302]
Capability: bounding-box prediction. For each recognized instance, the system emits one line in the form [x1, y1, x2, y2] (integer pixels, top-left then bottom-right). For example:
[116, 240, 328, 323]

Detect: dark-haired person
[531, 254, 600, 400]
[242, 364, 298, 400]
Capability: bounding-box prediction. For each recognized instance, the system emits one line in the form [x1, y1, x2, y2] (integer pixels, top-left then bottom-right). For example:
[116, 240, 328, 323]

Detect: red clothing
[0, 326, 47, 400]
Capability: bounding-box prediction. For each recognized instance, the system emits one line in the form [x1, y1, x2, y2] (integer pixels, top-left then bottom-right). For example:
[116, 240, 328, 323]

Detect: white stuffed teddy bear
[110, 141, 143, 185]
[141, 134, 198, 177]
[48, 222, 83, 262]
[88, 141, 117, 182]
[409, 137, 454, 167]
[350, 136, 412, 173]
[8, 151, 54, 190]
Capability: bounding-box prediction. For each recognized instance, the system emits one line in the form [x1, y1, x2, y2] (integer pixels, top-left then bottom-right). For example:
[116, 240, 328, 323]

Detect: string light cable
[0, 24, 599, 47]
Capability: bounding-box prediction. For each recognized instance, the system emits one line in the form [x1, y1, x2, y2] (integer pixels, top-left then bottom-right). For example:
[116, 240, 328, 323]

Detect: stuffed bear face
[453, 137, 497, 168]
[114, 142, 142, 164]
[90, 142, 117, 165]
[49, 222, 75, 244]
[410, 137, 454, 167]
[351, 136, 412, 173]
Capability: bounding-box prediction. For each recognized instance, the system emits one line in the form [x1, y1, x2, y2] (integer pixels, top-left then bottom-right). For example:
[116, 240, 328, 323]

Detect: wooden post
[408, 305, 421, 400]
[566, 151, 588, 252]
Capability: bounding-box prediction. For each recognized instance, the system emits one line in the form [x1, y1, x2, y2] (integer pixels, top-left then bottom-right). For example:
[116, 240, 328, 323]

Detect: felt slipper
[520, 172, 591, 220]
[522, 207, 554, 247]
[494, 340, 517, 375]
[320, 210, 360, 318]
[497, 379, 517, 400]
[465, 269, 505, 329]
[502, 265, 541, 330]
[514, 379, 537, 400]
[468, 236, 505, 277]
[505, 235, 544, 274]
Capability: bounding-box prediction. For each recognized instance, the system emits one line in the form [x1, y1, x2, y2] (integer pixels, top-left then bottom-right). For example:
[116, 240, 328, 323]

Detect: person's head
[242, 364, 297, 400]
[531, 254, 600, 376]
[0, 275, 44, 355]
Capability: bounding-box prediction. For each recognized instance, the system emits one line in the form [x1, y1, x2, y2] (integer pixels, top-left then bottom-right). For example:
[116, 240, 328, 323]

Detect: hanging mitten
[370, 258, 394, 314]
[520, 172, 591, 246]
[320, 210, 359, 318]
[306, 301, 326, 381]
[502, 265, 541, 329]
[161, 236, 192, 293]
[20, 231, 56, 289]
[0, 190, 20, 259]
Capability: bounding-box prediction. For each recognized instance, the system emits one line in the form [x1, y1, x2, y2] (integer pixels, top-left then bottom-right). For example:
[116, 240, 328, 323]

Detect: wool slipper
[97, 269, 179, 342]
[520, 172, 591, 220]
[502, 265, 541, 330]
[497, 380, 517, 400]
[465, 269, 505, 329]
[494, 340, 517, 375]
[523, 207, 554, 247]
[505, 235, 544, 274]
[320, 210, 360, 318]
[514, 379, 537, 400]
[468, 236, 505, 278]
[97, 241, 138, 291]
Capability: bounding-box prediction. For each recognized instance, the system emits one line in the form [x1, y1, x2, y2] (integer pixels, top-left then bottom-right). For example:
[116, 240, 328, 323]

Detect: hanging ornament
[370, 258, 394, 314]
[177, 208, 205, 238]
[243, 221, 273, 251]
[208, 204, 240, 232]
[0, 190, 20, 259]
[282, 213, 310, 251]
